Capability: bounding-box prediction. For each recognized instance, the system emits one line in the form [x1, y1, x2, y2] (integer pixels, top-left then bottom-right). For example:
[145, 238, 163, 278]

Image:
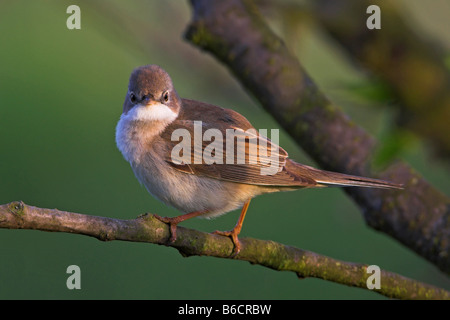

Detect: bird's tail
[285, 160, 403, 190]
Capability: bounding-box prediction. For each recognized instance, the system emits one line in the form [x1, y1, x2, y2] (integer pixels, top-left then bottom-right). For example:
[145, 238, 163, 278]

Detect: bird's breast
[116, 115, 269, 218]
[130, 152, 262, 217]
[115, 115, 166, 164]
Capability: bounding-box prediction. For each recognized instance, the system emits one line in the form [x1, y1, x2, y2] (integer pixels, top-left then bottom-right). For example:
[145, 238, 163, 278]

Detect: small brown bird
[116, 65, 403, 255]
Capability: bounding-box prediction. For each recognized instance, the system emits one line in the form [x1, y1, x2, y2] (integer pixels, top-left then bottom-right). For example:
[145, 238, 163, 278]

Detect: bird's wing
[159, 100, 402, 189]
[160, 100, 317, 187]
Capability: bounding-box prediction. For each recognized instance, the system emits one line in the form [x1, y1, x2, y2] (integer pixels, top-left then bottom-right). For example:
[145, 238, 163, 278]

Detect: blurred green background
[1, 0, 449, 299]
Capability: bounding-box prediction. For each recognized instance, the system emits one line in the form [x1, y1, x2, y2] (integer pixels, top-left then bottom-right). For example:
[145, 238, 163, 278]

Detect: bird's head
[122, 65, 181, 123]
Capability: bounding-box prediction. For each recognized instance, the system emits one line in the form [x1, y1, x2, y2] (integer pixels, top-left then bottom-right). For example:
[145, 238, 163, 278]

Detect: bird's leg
[213, 199, 251, 257]
[154, 210, 208, 243]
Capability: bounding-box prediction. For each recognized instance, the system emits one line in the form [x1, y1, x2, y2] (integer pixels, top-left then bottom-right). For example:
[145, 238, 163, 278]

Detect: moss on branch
[1, 201, 449, 299]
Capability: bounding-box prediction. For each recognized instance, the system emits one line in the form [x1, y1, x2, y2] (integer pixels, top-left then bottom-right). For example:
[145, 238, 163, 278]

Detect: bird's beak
[138, 97, 158, 107]
[143, 100, 160, 107]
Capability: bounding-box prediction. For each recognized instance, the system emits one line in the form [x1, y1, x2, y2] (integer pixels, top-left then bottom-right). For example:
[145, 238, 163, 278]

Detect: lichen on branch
[0, 201, 449, 300]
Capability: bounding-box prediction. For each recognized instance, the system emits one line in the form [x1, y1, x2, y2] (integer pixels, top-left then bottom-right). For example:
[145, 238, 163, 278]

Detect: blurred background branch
[257, 0, 450, 161]
[313, 0, 450, 161]
[184, 0, 450, 274]
[1, 201, 448, 300]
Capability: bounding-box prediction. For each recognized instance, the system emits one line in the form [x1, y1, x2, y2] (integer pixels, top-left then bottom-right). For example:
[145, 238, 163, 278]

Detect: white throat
[115, 103, 177, 164]
[122, 102, 178, 122]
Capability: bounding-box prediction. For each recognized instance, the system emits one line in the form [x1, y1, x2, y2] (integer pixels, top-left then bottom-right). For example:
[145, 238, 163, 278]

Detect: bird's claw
[154, 214, 178, 243]
[213, 229, 241, 257]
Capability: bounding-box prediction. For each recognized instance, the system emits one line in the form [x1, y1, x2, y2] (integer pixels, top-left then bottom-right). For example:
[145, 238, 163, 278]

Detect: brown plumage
[116, 65, 403, 256]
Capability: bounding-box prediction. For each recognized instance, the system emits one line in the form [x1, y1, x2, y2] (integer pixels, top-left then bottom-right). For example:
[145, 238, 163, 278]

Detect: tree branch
[312, 0, 450, 160]
[1, 201, 449, 299]
[183, 0, 450, 274]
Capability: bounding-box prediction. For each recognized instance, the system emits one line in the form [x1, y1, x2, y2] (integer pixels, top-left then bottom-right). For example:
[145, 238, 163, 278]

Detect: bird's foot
[153, 210, 209, 244]
[213, 228, 241, 257]
[153, 214, 179, 243]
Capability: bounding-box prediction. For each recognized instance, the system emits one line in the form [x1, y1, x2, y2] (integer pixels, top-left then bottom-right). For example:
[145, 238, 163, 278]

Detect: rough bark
[1, 201, 448, 300]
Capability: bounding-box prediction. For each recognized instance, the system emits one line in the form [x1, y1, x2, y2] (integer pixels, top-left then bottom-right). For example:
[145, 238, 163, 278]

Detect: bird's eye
[162, 91, 169, 103]
[130, 92, 137, 104]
